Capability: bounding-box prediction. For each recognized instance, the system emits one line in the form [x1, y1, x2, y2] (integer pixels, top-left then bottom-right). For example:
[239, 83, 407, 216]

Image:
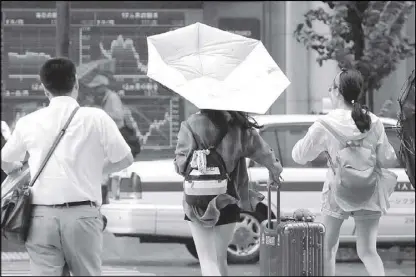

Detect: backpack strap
[316, 118, 346, 175]
[183, 120, 229, 177]
[209, 124, 228, 150]
[316, 118, 348, 146]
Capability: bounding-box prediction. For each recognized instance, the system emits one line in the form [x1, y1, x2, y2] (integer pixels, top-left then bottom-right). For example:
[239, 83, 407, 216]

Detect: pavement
[2, 232, 415, 276]
[1, 262, 156, 276]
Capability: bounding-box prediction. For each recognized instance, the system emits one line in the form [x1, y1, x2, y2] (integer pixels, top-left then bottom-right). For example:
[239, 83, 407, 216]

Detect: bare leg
[212, 223, 236, 276]
[354, 217, 385, 276]
[188, 222, 236, 276]
[322, 215, 344, 276]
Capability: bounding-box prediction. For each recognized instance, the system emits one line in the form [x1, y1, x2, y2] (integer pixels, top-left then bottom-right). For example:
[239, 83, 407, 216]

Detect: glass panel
[385, 128, 403, 168]
[257, 125, 325, 168]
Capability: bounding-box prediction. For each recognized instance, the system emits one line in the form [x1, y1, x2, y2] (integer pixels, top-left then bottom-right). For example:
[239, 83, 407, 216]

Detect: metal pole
[56, 1, 70, 58]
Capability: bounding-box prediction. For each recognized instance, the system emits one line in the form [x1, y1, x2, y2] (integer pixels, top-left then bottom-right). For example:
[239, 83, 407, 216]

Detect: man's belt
[34, 201, 97, 208]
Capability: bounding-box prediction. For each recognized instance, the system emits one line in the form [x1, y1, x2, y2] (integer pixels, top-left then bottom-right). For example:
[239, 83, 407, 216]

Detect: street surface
[2, 233, 415, 276]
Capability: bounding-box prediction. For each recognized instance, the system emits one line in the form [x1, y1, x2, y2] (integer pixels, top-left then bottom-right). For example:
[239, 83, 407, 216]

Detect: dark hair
[39, 57, 76, 96]
[337, 68, 371, 133]
[200, 110, 263, 131]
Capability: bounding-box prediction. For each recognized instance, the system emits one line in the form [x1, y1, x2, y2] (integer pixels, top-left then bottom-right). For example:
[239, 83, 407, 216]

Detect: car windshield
[258, 123, 403, 168]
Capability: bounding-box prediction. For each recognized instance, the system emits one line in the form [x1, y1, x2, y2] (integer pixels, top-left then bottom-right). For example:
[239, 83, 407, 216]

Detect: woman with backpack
[292, 68, 398, 276]
[174, 110, 283, 276]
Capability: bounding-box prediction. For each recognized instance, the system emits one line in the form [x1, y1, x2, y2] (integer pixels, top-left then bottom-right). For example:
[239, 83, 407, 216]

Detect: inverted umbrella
[147, 22, 290, 114]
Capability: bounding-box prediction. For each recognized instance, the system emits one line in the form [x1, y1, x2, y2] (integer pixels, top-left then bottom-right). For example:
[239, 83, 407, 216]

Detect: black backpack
[397, 69, 415, 187]
[183, 121, 229, 207]
[119, 123, 141, 157]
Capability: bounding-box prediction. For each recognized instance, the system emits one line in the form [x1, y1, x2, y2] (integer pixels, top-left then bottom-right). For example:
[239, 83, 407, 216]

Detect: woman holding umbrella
[147, 22, 290, 276]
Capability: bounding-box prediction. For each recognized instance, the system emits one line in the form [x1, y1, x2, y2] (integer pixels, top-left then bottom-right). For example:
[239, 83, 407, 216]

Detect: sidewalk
[1, 261, 156, 276]
[1, 232, 142, 262]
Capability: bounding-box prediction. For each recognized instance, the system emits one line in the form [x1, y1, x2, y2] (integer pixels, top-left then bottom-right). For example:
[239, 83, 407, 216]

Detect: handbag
[1, 107, 80, 245]
[119, 122, 141, 157]
[101, 92, 141, 157]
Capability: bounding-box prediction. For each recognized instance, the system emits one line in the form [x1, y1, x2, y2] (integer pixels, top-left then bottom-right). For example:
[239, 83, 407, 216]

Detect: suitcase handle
[267, 179, 281, 229]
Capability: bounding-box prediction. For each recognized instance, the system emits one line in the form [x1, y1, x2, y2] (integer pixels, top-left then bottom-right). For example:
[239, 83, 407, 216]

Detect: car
[101, 114, 414, 264]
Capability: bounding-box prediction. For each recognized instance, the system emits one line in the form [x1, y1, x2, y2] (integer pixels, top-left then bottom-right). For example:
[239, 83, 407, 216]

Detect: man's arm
[99, 110, 133, 172]
[103, 153, 134, 175]
[1, 120, 27, 174]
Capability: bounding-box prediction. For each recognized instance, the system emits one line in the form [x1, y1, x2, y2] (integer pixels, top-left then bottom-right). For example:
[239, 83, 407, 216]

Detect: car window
[385, 127, 402, 168]
[255, 124, 326, 168]
[258, 128, 282, 161]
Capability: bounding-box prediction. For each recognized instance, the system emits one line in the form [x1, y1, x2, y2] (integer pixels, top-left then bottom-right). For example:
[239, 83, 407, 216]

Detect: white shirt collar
[49, 96, 80, 107]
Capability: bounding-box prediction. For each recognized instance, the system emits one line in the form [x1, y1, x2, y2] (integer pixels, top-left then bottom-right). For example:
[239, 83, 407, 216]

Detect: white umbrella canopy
[147, 22, 290, 114]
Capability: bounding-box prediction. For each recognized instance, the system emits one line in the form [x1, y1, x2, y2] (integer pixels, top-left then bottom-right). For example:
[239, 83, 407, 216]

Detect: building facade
[186, 1, 416, 117]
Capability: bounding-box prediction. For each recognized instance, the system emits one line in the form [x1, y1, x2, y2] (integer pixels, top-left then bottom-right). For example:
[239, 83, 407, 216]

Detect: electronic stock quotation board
[1, 8, 187, 150]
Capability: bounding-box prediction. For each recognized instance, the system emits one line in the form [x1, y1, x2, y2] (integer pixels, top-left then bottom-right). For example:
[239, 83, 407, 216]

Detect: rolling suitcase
[260, 182, 325, 276]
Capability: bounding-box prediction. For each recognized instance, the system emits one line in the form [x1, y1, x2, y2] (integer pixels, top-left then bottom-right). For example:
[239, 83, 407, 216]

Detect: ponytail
[351, 101, 371, 133]
[337, 68, 371, 133]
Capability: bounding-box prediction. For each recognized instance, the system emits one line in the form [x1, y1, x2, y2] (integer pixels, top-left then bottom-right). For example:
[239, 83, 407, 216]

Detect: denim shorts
[321, 188, 381, 220]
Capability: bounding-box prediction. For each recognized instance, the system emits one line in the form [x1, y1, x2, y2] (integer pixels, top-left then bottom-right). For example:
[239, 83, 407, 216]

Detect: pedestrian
[174, 109, 283, 276]
[292, 68, 398, 276]
[87, 75, 141, 202]
[1, 57, 134, 276]
[87, 74, 124, 128]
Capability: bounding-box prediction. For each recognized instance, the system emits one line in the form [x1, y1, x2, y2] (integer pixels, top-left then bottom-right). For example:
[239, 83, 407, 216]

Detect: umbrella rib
[198, 23, 203, 76]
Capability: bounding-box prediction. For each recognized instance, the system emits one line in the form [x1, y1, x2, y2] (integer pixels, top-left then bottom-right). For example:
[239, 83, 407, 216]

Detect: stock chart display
[1, 9, 186, 149]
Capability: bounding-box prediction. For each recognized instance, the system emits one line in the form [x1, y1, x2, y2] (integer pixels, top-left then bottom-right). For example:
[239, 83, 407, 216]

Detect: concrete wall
[284, 1, 339, 114]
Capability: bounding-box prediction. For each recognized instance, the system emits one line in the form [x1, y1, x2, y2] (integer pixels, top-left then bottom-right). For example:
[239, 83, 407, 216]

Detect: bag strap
[210, 124, 228, 150]
[323, 151, 336, 175]
[316, 119, 344, 175]
[183, 120, 228, 176]
[316, 118, 348, 145]
[28, 107, 80, 187]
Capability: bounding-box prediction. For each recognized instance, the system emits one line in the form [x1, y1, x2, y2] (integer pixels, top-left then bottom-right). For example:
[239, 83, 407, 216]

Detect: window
[255, 124, 326, 168]
[385, 128, 403, 168]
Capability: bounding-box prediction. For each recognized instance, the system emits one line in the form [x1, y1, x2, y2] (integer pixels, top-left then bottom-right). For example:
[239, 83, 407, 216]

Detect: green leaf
[294, 0, 415, 111]
[295, 23, 304, 35]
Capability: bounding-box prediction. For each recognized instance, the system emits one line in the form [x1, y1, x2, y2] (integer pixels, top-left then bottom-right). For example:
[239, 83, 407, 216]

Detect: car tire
[184, 211, 266, 264]
[227, 211, 266, 264]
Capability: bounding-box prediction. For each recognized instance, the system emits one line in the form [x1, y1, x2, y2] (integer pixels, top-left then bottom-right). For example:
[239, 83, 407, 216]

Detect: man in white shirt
[1, 58, 134, 276]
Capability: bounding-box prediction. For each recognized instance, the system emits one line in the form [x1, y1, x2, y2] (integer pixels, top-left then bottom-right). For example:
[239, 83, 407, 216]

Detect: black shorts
[184, 204, 240, 226]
